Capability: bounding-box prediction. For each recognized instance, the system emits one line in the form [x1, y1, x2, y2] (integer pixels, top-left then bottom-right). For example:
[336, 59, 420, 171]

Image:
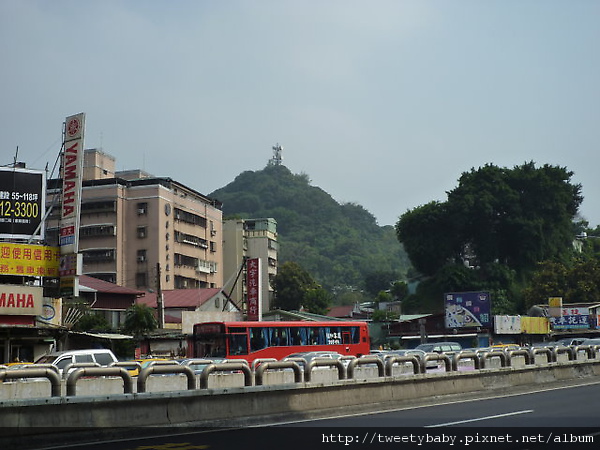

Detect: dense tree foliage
[72, 312, 112, 332]
[123, 304, 158, 337]
[271, 261, 332, 313]
[396, 162, 583, 314]
[210, 164, 411, 294]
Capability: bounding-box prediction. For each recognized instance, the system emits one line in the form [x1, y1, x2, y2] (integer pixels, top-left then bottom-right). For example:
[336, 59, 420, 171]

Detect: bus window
[289, 327, 307, 345]
[269, 327, 289, 346]
[228, 334, 248, 355]
[341, 327, 359, 344]
[250, 328, 268, 352]
[308, 328, 319, 345]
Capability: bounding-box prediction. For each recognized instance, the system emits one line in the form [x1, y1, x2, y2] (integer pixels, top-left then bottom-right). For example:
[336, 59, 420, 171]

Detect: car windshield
[35, 355, 58, 364]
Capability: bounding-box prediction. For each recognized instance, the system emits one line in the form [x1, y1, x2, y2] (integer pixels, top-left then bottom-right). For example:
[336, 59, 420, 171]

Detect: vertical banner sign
[60, 113, 85, 297]
[246, 258, 262, 321]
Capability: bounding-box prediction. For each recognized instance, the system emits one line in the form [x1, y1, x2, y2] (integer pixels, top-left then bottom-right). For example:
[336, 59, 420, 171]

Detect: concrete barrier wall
[1, 359, 599, 443]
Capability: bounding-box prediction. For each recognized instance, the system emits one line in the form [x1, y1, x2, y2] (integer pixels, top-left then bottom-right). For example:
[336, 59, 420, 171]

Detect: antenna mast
[269, 143, 283, 166]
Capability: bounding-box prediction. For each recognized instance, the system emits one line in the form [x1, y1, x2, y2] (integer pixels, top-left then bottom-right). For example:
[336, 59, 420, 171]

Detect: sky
[1, 0, 599, 227]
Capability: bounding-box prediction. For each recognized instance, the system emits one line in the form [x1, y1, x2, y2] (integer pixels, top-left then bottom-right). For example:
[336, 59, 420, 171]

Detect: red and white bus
[191, 321, 370, 362]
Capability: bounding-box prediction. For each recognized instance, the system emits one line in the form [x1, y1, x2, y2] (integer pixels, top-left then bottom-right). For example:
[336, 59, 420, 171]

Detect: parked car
[374, 349, 434, 369]
[556, 338, 587, 346]
[35, 349, 119, 374]
[414, 342, 462, 353]
[177, 358, 229, 375]
[580, 338, 600, 346]
[282, 351, 346, 369]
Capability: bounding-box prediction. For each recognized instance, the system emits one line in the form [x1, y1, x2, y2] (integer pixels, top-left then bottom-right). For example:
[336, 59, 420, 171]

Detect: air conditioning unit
[137, 208, 146, 215]
[137, 255, 146, 262]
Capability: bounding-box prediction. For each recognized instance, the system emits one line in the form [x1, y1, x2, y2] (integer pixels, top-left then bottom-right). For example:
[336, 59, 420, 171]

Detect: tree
[396, 201, 461, 276]
[303, 287, 332, 315]
[390, 281, 409, 302]
[72, 312, 112, 332]
[272, 261, 319, 311]
[123, 304, 158, 337]
[395, 162, 583, 313]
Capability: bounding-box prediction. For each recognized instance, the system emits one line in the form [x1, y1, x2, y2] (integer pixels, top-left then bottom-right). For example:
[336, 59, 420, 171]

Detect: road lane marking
[425, 409, 534, 427]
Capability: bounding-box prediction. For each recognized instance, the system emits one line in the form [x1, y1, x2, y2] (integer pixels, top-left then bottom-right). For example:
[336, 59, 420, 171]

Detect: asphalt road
[19, 379, 600, 450]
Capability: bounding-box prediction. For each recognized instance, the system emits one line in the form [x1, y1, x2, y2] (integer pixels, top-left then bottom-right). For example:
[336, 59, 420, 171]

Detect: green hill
[209, 164, 411, 293]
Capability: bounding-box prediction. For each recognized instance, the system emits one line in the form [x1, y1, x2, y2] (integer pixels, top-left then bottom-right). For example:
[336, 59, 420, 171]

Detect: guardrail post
[422, 354, 452, 372]
[198, 362, 253, 389]
[137, 365, 195, 393]
[255, 361, 302, 385]
[452, 351, 481, 371]
[66, 367, 133, 397]
[480, 350, 508, 368]
[507, 349, 532, 366]
[347, 356, 384, 379]
[555, 346, 575, 361]
[383, 355, 420, 376]
[304, 359, 345, 382]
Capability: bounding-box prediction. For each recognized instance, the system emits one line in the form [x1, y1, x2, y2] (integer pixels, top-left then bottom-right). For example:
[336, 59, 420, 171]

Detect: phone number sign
[0, 167, 45, 240]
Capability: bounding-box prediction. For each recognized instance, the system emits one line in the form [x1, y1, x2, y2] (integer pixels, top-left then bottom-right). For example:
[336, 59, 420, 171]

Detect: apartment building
[222, 218, 278, 313]
[45, 149, 223, 292]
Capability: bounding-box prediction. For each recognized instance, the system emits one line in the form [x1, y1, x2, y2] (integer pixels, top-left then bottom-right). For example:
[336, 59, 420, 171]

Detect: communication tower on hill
[269, 143, 283, 166]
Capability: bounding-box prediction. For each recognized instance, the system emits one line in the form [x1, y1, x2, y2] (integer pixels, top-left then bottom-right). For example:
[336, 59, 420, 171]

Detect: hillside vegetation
[210, 164, 411, 293]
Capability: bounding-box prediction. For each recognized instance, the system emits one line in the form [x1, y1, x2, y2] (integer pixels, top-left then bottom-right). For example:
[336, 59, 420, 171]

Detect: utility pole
[156, 263, 165, 329]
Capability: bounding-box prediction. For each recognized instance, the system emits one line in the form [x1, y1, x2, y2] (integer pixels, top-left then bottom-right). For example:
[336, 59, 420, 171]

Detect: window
[210, 241, 217, 253]
[137, 226, 147, 239]
[174, 231, 208, 248]
[174, 253, 198, 268]
[80, 225, 116, 238]
[173, 207, 207, 227]
[82, 249, 116, 263]
[137, 202, 148, 215]
[136, 272, 148, 288]
[87, 273, 116, 283]
[228, 334, 248, 355]
[75, 354, 94, 363]
[137, 249, 147, 263]
[81, 200, 117, 214]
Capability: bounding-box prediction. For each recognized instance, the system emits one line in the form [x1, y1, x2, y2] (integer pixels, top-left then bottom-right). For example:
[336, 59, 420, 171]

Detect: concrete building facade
[45, 149, 223, 292]
[222, 218, 278, 314]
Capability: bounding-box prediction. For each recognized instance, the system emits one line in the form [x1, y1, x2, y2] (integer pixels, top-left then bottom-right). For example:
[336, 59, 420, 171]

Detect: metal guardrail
[304, 358, 346, 382]
[507, 349, 533, 366]
[422, 353, 452, 373]
[384, 355, 420, 376]
[137, 365, 195, 393]
[66, 367, 133, 397]
[110, 361, 142, 372]
[453, 351, 482, 371]
[62, 362, 101, 379]
[0, 367, 62, 397]
[480, 350, 509, 368]
[255, 361, 302, 385]
[2, 345, 600, 400]
[346, 356, 384, 379]
[198, 362, 253, 389]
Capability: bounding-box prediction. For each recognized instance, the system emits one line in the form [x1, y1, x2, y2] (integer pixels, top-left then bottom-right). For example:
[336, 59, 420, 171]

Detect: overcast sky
[2, 1, 599, 228]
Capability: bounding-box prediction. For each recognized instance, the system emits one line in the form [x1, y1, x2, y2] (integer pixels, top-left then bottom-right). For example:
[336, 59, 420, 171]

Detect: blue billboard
[444, 291, 492, 329]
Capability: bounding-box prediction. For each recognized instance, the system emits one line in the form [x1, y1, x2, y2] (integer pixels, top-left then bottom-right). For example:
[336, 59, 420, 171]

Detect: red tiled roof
[79, 275, 145, 296]
[327, 305, 355, 318]
[138, 288, 222, 308]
